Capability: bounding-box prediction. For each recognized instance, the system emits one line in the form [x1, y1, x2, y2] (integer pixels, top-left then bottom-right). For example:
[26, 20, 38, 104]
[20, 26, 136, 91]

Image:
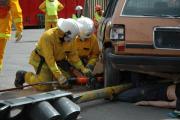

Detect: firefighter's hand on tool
[82, 68, 97, 89]
[82, 68, 93, 77]
[58, 75, 71, 89]
[58, 75, 67, 85]
[15, 31, 22, 42]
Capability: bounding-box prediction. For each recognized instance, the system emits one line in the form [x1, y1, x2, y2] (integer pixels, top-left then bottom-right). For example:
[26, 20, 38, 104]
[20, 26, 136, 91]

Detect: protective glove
[81, 67, 93, 78]
[15, 31, 22, 42]
[58, 75, 72, 89]
[81, 67, 97, 89]
[58, 75, 68, 86]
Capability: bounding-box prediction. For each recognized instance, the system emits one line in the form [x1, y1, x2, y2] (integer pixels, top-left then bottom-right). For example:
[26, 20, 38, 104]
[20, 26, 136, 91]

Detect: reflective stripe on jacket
[0, 33, 11, 38]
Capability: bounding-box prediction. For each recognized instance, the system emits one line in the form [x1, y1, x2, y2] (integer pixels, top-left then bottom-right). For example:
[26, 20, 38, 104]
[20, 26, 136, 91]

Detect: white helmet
[75, 5, 83, 11]
[77, 17, 94, 41]
[57, 18, 80, 42]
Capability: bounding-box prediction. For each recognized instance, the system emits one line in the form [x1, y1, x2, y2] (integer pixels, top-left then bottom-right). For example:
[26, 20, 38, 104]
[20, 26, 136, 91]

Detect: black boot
[14, 70, 27, 88]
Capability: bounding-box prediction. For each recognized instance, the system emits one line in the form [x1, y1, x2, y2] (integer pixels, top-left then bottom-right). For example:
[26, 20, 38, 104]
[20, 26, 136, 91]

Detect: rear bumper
[107, 52, 180, 72]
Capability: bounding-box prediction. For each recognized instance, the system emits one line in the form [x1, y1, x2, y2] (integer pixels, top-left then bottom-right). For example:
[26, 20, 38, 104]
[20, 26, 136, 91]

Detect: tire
[130, 72, 144, 87]
[104, 48, 122, 87]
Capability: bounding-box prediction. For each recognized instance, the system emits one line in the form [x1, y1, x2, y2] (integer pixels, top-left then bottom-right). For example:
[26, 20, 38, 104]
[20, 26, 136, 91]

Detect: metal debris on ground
[0, 84, 132, 120]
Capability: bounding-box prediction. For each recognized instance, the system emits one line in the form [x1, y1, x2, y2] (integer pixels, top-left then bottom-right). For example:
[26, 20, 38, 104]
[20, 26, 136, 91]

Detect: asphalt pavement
[0, 29, 177, 120]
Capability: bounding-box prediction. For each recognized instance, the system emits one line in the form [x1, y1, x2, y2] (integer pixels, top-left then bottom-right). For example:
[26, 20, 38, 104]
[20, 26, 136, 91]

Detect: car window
[104, 0, 118, 18]
[122, 0, 180, 17]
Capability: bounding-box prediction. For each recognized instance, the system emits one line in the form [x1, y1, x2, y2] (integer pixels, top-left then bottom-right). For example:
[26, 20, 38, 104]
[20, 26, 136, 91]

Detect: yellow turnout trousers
[0, 39, 7, 70]
[25, 64, 71, 91]
[45, 21, 57, 30]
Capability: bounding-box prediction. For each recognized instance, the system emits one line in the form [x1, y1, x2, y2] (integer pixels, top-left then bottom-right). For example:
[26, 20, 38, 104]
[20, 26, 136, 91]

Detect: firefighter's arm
[68, 41, 92, 75]
[87, 35, 100, 69]
[39, 1, 46, 13]
[41, 35, 62, 79]
[70, 56, 92, 77]
[68, 47, 85, 71]
[135, 100, 176, 109]
[10, 0, 23, 41]
[57, 1, 64, 12]
[93, 18, 99, 28]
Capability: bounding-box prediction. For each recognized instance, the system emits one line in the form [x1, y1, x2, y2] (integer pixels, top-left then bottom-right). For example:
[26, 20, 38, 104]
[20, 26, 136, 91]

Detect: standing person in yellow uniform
[14, 18, 93, 91]
[93, 4, 103, 35]
[0, 0, 23, 71]
[39, 0, 64, 30]
[72, 5, 84, 20]
[75, 17, 100, 72]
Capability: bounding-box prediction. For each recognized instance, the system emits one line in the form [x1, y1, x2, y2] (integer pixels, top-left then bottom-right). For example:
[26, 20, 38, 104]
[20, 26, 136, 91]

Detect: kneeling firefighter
[14, 18, 92, 91]
[75, 17, 100, 73]
[73, 17, 101, 88]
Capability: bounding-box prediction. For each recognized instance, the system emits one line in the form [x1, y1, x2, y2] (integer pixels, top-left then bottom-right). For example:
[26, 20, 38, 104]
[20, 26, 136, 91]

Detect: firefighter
[0, 0, 23, 71]
[75, 17, 100, 73]
[39, 0, 64, 30]
[93, 4, 103, 34]
[14, 18, 92, 91]
[72, 5, 84, 20]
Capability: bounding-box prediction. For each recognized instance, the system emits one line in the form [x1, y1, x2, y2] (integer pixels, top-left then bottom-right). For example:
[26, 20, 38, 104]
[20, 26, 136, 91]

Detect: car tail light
[117, 43, 125, 51]
[110, 24, 125, 51]
[110, 24, 125, 41]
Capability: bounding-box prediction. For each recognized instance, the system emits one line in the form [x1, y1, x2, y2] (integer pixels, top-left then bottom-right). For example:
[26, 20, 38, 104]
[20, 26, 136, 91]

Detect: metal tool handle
[0, 77, 103, 92]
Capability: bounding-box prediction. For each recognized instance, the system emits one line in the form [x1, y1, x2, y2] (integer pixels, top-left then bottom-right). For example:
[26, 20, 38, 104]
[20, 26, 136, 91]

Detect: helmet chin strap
[62, 31, 72, 42]
[80, 36, 86, 41]
[59, 37, 65, 43]
[80, 34, 91, 41]
[76, 13, 82, 18]
[64, 37, 72, 42]
[59, 36, 71, 43]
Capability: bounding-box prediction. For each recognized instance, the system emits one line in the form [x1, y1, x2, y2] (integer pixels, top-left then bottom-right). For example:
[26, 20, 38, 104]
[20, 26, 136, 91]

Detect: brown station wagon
[97, 0, 180, 86]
